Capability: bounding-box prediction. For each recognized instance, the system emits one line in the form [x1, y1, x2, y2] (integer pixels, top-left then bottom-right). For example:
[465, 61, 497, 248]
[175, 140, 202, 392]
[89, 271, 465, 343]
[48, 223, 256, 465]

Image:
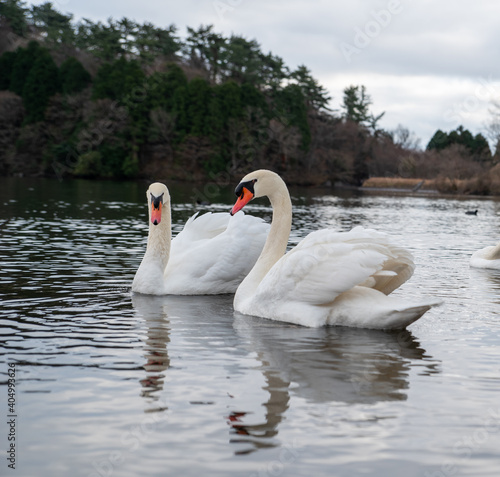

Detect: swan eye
[235, 179, 256, 198]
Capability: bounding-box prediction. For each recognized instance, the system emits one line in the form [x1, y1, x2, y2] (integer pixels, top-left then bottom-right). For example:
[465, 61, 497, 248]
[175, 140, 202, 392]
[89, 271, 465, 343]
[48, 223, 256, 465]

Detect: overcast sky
[27, 0, 500, 148]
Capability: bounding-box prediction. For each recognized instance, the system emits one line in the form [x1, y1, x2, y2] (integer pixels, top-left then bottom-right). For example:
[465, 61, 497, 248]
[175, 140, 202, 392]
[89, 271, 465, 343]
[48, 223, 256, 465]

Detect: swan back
[164, 211, 269, 294]
[470, 242, 500, 269]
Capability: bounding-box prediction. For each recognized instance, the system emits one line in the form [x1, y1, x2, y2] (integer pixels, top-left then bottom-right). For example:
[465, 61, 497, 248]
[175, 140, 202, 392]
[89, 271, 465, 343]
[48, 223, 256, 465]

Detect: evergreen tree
[214, 81, 242, 120]
[0, 51, 17, 90]
[172, 85, 188, 139]
[75, 18, 124, 61]
[240, 83, 268, 117]
[92, 58, 145, 101]
[134, 22, 180, 62]
[223, 35, 262, 84]
[185, 77, 211, 136]
[471, 133, 490, 158]
[426, 129, 449, 151]
[9, 41, 41, 96]
[184, 25, 225, 82]
[341, 85, 385, 133]
[272, 84, 311, 149]
[208, 81, 242, 140]
[30, 2, 74, 44]
[97, 144, 127, 178]
[146, 64, 188, 111]
[427, 126, 491, 161]
[0, 0, 28, 37]
[22, 49, 61, 122]
[342, 85, 370, 123]
[59, 57, 91, 94]
[290, 65, 331, 111]
[259, 52, 288, 90]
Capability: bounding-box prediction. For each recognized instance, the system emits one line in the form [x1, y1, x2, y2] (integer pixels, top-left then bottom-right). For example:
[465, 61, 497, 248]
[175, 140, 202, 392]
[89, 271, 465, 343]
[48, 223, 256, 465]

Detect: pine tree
[30, 2, 74, 44]
[185, 78, 211, 136]
[172, 85, 188, 140]
[0, 0, 28, 37]
[272, 84, 311, 149]
[9, 41, 41, 96]
[59, 57, 91, 94]
[22, 50, 61, 123]
[426, 129, 449, 151]
[342, 85, 384, 133]
[0, 52, 17, 90]
[146, 64, 188, 111]
[427, 126, 492, 161]
[92, 58, 145, 101]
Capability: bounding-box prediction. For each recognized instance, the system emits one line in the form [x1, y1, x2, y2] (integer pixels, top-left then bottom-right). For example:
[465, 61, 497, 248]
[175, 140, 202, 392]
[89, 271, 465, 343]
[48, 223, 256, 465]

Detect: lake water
[1, 177, 500, 477]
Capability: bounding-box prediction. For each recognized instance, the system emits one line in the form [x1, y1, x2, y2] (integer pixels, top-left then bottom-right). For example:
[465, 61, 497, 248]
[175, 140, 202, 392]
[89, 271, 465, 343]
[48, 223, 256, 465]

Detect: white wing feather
[253, 226, 414, 306]
[164, 211, 269, 294]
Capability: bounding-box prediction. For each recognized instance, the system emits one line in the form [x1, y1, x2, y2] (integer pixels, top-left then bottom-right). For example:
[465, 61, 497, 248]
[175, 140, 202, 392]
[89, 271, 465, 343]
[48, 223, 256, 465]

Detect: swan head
[230, 169, 284, 215]
[146, 182, 170, 225]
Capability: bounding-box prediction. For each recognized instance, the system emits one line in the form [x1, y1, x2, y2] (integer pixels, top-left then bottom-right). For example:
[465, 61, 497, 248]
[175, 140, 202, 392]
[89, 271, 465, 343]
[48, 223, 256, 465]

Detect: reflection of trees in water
[131, 294, 440, 455]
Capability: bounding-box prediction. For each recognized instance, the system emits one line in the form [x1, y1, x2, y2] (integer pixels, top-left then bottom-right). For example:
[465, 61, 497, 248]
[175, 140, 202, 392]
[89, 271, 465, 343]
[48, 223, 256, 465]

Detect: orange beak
[231, 187, 254, 215]
[151, 201, 162, 225]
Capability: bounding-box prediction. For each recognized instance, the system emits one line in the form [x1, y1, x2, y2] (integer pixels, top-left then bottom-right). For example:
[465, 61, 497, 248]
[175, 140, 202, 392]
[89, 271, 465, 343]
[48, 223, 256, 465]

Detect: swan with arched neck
[230, 170, 441, 329]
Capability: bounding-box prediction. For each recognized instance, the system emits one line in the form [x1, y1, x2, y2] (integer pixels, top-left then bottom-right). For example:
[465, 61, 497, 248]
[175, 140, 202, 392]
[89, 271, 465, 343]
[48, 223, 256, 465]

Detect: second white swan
[132, 182, 269, 295]
[470, 243, 500, 269]
[230, 169, 441, 329]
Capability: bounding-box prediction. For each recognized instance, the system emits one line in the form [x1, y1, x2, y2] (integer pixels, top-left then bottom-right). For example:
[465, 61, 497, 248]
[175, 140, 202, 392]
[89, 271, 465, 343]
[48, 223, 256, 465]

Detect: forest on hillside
[1, 0, 500, 194]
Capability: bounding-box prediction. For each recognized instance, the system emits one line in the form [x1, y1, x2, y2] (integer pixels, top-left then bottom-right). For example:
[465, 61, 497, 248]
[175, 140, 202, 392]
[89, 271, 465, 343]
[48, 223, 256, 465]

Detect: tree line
[0, 0, 498, 193]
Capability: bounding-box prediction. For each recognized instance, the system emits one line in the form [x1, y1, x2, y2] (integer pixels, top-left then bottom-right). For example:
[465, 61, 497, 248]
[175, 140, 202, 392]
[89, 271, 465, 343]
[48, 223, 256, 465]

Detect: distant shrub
[73, 151, 102, 177]
[121, 152, 139, 178]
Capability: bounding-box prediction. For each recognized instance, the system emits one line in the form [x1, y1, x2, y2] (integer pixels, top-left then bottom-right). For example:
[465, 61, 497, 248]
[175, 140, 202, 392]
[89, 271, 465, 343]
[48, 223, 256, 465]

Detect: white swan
[470, 243, 500, 269]
[132, 182, 269, 295]
[230, 170, 441, 329]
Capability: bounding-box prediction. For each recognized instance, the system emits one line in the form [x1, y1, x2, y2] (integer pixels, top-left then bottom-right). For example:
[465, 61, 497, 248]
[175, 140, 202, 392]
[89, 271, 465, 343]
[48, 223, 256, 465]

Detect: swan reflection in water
[131, 294, 440, 453]
[229, 313, 439, 452]
[131, 293, 236, 405]
[468, 267, 500, 305]
[132, 294, 171, 402]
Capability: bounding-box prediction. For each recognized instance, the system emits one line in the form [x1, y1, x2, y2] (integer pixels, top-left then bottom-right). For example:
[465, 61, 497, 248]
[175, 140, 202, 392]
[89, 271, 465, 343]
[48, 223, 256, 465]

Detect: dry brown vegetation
[362, 177, 437, 191]
[363, 163, 500, 196]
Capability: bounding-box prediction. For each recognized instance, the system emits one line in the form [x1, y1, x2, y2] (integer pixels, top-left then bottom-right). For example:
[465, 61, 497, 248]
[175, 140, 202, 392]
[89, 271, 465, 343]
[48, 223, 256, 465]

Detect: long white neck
[143, 202, 171, 270]
[133, 201, 171, 293]
[234, 179, 292, 306]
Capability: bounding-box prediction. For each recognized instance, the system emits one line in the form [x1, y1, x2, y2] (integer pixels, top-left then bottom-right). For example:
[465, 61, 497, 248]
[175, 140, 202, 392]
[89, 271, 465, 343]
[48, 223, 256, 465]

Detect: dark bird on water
[465, 210, 478, 215]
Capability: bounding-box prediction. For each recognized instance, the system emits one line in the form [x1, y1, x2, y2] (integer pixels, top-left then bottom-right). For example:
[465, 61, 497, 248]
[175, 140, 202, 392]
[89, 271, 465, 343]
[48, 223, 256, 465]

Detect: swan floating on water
[132, 182, 269, 295]
[230, 169, 441, 329]
[470, 243, 500, 269]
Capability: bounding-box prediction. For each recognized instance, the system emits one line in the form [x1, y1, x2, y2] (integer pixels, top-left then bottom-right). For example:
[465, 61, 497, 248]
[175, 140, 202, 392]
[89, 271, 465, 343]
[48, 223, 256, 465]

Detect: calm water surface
[1, 177, 500, 477]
